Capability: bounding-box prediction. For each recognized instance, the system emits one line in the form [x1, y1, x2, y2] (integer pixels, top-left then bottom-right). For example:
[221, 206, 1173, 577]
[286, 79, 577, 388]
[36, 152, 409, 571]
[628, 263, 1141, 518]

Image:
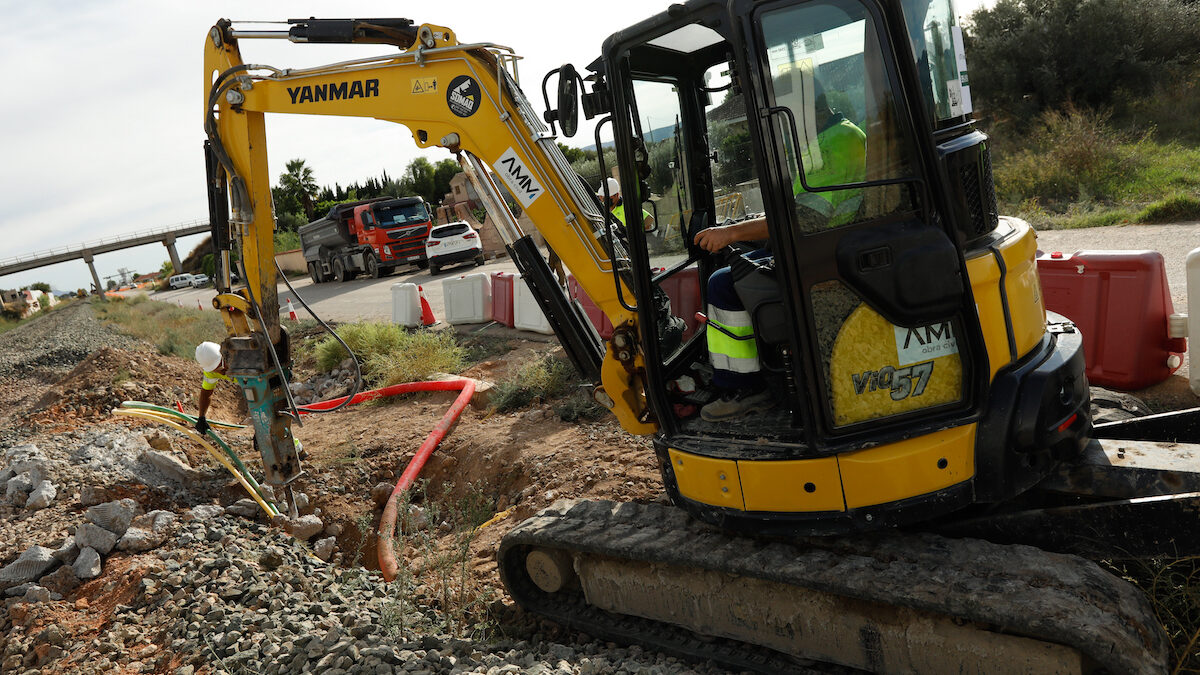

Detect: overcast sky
[0, 0, 989, 292]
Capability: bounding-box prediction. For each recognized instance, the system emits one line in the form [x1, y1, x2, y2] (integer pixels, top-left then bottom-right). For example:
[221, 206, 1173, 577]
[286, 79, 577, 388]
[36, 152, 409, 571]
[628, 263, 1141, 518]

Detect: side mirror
[556, 63, 580, 137]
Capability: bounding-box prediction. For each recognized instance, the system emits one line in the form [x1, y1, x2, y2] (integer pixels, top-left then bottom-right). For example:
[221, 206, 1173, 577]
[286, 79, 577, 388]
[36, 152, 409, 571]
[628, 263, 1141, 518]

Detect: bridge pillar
[82, 251, 103, 295]
[163, 235, 183, 275]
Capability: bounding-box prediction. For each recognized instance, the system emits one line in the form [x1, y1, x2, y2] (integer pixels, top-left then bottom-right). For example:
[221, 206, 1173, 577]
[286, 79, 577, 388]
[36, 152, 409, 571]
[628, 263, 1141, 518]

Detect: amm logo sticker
[447, 75, 480, 117]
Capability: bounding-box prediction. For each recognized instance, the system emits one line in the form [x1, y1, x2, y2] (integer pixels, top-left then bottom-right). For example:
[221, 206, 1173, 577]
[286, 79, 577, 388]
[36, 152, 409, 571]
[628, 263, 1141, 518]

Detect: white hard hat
[195, 341, 222, 371]
[596, 176, 620, 197]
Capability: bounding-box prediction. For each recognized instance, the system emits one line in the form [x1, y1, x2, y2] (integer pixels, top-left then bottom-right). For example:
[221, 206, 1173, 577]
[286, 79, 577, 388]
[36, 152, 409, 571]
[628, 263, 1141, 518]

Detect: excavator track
[499, 500, 1168, 675]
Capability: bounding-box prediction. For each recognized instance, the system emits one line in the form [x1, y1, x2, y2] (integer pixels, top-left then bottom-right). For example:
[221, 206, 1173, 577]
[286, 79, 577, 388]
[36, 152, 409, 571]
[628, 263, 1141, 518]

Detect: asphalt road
[144, 220, 1200, 325]
[151, 254, 522, 325]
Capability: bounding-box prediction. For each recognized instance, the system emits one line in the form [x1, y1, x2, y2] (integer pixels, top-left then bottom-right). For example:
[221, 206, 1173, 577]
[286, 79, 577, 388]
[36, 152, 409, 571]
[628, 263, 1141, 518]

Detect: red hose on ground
[293, 378, 477, 580]
[296, 379, 471, 413]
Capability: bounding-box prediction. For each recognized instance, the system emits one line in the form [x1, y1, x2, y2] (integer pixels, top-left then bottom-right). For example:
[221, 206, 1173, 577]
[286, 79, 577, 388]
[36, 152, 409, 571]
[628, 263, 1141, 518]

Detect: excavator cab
[553, 0, 1091, 533]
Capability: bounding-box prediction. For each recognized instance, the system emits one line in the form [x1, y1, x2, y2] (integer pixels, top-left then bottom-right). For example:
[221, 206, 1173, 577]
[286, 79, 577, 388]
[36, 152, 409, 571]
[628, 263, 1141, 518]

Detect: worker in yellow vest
[597, 177, 654, 231]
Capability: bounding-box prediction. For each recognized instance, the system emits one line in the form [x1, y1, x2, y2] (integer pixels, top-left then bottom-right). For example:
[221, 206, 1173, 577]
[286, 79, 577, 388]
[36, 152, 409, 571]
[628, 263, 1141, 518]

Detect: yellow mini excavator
[203, 2, 1200, 672]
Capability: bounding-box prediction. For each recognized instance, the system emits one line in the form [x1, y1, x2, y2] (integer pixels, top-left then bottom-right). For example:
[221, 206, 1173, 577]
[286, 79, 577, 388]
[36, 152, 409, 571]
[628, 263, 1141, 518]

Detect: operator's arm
[692, 216, 769, 253]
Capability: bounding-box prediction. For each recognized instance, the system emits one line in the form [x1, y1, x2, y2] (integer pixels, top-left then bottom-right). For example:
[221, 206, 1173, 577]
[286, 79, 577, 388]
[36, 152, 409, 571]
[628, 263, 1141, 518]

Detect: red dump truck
[300, 196, 432, 283]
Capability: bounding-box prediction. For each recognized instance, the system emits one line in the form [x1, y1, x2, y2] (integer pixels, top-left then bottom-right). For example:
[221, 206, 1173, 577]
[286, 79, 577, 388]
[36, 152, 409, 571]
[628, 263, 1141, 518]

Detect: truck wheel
[334, 259, 350, 283]
[475, 254, 486, 267]
[309, 263, 322, 284]
[367, 255, 382, 279]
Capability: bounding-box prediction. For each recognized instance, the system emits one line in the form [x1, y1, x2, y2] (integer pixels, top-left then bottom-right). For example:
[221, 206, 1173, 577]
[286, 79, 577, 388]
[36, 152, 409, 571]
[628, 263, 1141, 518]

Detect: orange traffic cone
[286, 298, 298, 322]
[418, 286, 437, 326]
[197, 299, 203, 311]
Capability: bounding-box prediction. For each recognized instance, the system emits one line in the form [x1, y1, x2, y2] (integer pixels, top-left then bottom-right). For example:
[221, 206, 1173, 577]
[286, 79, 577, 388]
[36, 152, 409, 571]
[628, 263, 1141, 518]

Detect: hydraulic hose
[113, 408, 279, 518]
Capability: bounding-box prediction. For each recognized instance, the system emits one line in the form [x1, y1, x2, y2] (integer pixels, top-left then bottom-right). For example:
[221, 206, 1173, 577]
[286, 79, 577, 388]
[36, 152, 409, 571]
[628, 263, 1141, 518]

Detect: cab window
[761, 0, 918, 231]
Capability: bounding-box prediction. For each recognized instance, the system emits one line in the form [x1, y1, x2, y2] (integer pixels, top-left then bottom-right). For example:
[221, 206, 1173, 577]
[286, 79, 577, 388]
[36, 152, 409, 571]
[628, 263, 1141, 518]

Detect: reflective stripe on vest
[705, 305, 759, 373]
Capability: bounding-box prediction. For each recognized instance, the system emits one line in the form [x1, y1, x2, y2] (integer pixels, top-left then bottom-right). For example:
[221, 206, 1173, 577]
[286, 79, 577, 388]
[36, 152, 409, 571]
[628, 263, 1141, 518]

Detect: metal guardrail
[0, 218, 210, 266]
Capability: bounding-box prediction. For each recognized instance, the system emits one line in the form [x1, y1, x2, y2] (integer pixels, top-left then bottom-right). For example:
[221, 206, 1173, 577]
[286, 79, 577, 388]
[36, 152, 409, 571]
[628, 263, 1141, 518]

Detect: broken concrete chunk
[22, 585, 51, 604]
[6, 472, 34, 505]
[187, 504, 225, 521]
[140, 450, 202, 485]
[144, 432, 173, 452]
[287, 514, 324, 541]
[73, 547, 102, 580]
[25, 481, 57, 510]
[51, 537, 78, 565]
[0, 546, 58, 585]
[3, 444, 46, 483]
[85, 498, 141, 536]
[225, 499, 260, 519]
[75, 523, 118, 555]
[117, 527, 162, 553]
[313, 536, 337, 562]
[131, 510, 178, 535]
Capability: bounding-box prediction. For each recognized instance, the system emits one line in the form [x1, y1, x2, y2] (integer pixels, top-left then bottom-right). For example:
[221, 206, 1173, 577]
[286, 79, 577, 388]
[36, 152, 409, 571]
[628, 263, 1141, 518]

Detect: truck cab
[301, 196, 434, 283]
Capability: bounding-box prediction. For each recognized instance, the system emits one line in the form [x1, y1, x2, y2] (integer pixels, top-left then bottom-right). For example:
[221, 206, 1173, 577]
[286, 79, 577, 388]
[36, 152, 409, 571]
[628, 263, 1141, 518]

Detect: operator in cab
[695, 90, 866, 422]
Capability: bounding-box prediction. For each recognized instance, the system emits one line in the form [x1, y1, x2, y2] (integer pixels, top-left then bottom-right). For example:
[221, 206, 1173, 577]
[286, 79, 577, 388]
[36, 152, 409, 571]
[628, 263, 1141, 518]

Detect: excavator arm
[202, 18, 658, 506]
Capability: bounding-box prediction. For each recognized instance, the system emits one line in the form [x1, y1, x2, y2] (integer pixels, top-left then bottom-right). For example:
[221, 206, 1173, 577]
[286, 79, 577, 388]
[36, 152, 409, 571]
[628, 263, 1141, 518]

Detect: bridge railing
[0, 219, 210, 267]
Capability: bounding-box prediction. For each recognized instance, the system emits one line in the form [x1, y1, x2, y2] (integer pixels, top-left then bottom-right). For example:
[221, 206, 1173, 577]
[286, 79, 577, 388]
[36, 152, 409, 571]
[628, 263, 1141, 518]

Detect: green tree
[106, 279, 117, 291]
[160, 260, 174, 277]
[278, 159, 319, 221]
[557, 142, 593, 164]
[28, 282, 51, 293]
[967, 0, 1200, 120]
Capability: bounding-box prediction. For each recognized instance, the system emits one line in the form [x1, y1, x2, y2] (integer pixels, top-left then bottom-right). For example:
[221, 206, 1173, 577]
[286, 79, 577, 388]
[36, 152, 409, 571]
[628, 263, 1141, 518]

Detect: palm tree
[279, 159, 319, 220]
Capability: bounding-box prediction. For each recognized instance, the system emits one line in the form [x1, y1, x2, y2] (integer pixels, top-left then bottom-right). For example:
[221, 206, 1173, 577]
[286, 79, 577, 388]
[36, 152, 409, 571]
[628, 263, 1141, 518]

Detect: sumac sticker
[852, 361, 934, 402]
[447, 75, 480, 117]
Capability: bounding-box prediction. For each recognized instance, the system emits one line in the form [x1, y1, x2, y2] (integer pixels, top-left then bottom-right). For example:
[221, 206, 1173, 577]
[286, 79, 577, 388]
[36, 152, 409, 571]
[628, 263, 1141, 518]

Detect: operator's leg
[701, 252, 773, 422]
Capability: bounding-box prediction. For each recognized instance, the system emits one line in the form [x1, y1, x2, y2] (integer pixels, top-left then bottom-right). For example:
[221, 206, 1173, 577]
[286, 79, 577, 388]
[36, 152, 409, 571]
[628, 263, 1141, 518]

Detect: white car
[168, 274, 196, 290]
[425, 221, 485, 274]
[190, 274, 210, 288]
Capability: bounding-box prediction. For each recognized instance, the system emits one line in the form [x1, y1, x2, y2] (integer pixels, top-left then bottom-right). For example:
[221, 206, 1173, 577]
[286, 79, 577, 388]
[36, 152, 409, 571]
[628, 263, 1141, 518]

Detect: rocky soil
[0, 300, 741, 675]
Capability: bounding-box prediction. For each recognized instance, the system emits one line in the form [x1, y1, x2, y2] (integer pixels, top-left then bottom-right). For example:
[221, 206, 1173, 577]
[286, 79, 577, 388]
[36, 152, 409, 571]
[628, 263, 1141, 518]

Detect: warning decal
[411, 77, 438, 95]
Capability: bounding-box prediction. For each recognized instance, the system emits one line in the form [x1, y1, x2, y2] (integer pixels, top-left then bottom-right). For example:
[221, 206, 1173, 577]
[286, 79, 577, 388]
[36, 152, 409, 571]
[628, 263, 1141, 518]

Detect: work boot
[700, 387, 774, 422]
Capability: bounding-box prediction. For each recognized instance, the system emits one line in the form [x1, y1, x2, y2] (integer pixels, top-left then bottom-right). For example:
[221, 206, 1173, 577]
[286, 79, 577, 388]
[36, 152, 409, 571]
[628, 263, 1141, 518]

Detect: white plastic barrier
[513, 274, 554, 334]
[391, 283, 421, 327]
[1186, 247, 1200, 396]
[442, 273, 493, 324]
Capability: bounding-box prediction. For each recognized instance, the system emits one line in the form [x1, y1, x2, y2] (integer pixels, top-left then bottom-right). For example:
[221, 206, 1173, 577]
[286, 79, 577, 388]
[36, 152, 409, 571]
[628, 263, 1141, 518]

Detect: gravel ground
[0, 300, 740, 675]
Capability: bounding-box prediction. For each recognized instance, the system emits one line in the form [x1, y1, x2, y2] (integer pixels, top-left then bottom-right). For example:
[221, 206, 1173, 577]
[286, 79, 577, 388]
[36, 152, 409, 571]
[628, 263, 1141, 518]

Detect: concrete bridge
[0, 220, 210, 292]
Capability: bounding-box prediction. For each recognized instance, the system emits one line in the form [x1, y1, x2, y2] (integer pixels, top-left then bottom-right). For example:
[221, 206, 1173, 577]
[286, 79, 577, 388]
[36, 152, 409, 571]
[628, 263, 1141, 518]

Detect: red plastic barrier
[1037, 250, 1185, 390]
[567, 274, 614, 339]
[658, 267, 703, 342]
[491, 272, 516, 328]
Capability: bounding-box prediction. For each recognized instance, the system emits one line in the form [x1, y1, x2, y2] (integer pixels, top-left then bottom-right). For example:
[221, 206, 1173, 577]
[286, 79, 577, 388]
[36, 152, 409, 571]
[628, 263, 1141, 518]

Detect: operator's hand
[194, 416, 210, 436]
[693, 225, 736, 253]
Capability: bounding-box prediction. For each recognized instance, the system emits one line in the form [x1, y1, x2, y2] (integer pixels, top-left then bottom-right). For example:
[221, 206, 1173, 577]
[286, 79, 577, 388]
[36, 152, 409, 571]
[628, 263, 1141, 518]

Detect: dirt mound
[29, 347, 245, 439]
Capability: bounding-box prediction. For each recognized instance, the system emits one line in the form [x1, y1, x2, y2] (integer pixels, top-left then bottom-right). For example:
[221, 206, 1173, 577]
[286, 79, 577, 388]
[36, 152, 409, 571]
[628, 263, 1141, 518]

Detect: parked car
[190, 274, 211, 288]
[425, 222, 485, 274]
[168, 274, 196, 290]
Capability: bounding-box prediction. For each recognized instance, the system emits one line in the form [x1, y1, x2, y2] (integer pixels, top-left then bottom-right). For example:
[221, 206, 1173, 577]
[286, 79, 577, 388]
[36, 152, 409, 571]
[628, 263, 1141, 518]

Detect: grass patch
[993, 107, 1200, 228]
[1137, 194, 1200, 224]
[491, 355, 605, 421]
[307, 322, 466, 386]
[94, 294, 225, 358]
